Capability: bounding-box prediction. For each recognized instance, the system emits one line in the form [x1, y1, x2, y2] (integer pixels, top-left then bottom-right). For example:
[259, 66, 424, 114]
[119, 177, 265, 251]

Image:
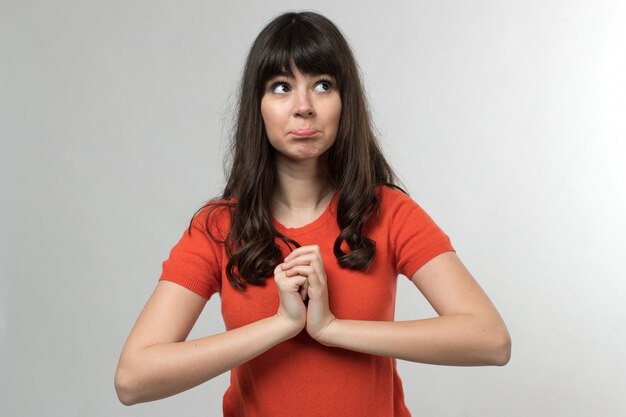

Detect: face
[260, 66, 342, 164]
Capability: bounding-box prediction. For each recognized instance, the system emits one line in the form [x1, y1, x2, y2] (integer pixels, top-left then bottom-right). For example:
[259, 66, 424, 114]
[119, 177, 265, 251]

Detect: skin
[262, 66, 341, 224]
[114, 65, 511, 406]
[260, 66, 341, 165]
[280, 247, 511, 365]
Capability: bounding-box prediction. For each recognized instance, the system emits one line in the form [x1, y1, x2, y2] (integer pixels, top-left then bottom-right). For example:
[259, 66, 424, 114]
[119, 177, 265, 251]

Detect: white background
[2, 0, 625, 416]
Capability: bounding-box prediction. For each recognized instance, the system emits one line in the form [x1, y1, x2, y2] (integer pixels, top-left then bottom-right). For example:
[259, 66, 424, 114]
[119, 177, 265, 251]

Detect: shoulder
[375, 184, 414, 210]
[373, 184, 436, 227]
[189, 197, 236, 240]
[363, 184, 415, 230]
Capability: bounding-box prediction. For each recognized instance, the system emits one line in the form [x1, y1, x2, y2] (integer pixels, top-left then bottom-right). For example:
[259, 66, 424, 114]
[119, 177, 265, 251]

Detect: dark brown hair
[191, 11, 403, 290]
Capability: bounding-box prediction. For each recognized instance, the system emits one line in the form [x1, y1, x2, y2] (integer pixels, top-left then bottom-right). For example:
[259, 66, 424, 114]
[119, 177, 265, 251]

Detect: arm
[114, 280, 302, 405]
[317, 252, 511, 366]
[282, 246, 510, 365]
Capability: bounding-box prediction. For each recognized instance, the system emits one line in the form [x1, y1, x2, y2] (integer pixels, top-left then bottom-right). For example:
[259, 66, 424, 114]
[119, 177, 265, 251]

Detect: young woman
[115, 11, 511, 416]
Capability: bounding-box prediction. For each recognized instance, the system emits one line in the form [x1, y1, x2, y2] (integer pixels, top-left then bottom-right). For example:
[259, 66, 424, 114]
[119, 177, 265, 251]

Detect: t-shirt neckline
[272, 192, 338, 236]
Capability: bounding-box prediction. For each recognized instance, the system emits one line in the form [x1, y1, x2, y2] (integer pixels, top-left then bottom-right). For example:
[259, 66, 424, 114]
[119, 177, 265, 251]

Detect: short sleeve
[387, 189, 455, 278]
[159, 206, 225, 299]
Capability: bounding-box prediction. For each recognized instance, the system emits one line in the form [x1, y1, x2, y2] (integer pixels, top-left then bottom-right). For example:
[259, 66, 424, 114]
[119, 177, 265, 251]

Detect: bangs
[257, 19, 343, 89]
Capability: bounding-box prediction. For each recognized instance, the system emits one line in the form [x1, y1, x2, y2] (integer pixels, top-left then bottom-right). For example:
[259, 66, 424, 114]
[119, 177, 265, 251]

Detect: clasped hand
[274, 245, 336, 343]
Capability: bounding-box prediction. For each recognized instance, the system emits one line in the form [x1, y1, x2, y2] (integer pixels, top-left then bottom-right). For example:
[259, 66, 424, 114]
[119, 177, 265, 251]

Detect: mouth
[291, 129, 318, 138]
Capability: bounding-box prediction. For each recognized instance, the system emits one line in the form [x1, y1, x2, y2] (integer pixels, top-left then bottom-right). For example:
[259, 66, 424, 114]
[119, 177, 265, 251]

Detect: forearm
[115, 314, 298, 405]
[319, 314, 511, 366]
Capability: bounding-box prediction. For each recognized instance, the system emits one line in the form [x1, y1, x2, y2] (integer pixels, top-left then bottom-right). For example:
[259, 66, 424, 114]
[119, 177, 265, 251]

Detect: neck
[272, 156, 334, 210]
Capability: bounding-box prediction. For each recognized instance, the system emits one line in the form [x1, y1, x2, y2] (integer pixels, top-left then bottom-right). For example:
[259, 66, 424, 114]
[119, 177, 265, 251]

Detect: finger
[282, 255, 315, 270]
[284, 265, 313, 277]
[288, 266, 325, 291]
[274, 263, 286, 275]
[277, 274, 306, 292]
[285, 259, 325, 283]
[284, 245, 321, 262]
[305, 269, 322, 288]
[293, 275, 307, 289]
[299, 279, 309, 301]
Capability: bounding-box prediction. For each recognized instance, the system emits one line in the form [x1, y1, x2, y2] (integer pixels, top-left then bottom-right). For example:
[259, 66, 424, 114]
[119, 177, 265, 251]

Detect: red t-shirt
[160, 185, 454, 417]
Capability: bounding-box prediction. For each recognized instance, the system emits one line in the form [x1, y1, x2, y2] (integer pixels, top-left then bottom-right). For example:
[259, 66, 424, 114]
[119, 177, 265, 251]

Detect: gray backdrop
[2, 0, 625, 416]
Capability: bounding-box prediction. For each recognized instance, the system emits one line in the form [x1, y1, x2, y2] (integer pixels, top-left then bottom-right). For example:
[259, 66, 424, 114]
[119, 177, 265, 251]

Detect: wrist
[315, 317, 339, 347]
[272, 314, 304, 340]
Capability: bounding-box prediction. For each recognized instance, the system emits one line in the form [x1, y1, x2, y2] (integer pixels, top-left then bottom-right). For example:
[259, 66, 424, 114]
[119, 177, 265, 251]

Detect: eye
[269, 81, 290, 94]
[314, 79, 333, 92]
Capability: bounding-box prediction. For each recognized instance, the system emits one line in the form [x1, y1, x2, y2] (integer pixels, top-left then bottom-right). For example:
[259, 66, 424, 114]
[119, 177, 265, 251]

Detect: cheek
[260, 103, 282, 137]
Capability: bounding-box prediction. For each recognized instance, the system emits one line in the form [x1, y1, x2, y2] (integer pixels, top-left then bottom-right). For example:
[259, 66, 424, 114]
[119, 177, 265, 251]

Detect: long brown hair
[191, 11, 403, 290]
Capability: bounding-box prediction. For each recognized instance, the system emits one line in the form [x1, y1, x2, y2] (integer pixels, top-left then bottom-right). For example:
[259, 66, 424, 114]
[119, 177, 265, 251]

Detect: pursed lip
[291, 129, 318, 137]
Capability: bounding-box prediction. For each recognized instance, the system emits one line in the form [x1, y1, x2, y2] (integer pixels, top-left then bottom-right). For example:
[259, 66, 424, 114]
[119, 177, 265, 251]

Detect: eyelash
[269, 78, 334, 93]
[316, 79, 333, 91]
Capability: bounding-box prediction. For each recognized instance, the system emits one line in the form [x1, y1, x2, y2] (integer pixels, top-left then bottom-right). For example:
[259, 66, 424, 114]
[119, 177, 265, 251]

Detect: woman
[115, 11, 511, 416]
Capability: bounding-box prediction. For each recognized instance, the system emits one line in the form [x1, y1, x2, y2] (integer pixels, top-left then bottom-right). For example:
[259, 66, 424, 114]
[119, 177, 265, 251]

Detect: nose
[293, 90, 315, 118]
